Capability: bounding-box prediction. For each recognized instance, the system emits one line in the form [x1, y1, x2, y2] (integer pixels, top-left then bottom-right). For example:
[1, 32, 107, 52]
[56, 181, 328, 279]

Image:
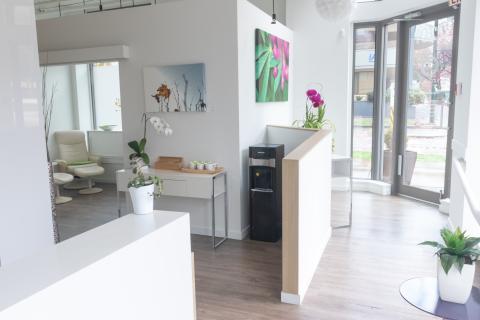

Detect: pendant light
[271, 0, 277, 24]
[315, 0, 354, 21]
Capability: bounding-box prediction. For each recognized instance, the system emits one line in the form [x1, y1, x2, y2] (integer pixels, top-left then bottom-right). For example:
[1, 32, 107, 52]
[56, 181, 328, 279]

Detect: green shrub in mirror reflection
[419, 227, 480, 274]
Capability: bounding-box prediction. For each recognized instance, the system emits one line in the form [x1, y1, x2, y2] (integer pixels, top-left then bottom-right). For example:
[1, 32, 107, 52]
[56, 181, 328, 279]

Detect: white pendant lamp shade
[315, 0, 354, 21]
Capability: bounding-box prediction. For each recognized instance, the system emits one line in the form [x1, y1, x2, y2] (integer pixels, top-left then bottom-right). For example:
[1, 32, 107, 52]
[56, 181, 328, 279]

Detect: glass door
[396, 10, 458, 203]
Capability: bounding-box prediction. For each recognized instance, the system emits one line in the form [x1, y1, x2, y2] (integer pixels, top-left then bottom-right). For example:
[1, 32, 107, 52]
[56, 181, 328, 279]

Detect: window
[352, 26, 377, 179]
[381, 24, 398, 183]
[91, 62, 122, 131]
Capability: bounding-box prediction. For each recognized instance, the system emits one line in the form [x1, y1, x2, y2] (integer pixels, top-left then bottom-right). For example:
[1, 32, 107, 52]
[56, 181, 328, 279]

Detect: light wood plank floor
[57, 187, 479, 319]
[192, 193, 480, 320]
[56, 183, 124, 241]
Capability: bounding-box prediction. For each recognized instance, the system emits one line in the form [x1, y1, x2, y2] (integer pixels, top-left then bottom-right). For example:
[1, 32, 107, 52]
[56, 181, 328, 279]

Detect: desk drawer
[162, 179, 187, 197]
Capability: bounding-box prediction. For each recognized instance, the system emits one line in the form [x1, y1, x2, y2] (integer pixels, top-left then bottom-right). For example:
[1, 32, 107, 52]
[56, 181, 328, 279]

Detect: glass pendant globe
[315, 0, 354, 21]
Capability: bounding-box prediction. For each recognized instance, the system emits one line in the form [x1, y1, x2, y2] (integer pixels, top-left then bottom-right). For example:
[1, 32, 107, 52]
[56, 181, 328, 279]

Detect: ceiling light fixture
[315, 0, 354, 21]
[271, 0, 276, 24]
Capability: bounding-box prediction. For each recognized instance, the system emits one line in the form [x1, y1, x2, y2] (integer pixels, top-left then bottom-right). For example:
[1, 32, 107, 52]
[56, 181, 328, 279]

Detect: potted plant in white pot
[420, 227, 480, 304]
[128, 158, 162, 215]
[128, 113, 173, 168]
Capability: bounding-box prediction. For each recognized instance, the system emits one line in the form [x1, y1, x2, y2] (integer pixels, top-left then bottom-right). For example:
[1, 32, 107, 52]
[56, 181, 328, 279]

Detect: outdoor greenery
[420, 227, 480, 274]
[353, 151, 445, 163]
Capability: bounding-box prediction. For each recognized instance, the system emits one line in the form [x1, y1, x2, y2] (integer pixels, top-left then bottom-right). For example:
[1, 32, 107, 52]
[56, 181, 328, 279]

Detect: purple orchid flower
[306, 89, 318, 97]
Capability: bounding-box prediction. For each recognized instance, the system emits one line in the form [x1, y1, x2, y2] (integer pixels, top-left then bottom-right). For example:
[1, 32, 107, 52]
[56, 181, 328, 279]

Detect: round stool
[73, 166, 105, 195]
[53, 173, 74, 204]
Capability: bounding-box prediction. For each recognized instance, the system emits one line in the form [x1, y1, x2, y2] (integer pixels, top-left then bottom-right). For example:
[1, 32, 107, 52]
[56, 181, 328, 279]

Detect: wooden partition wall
[281, 130, 332, 305]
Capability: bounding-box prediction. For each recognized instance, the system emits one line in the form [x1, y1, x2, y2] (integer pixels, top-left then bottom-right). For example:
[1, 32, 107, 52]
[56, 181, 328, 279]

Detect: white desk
[0, 212, 195, 320]
[116, 168, 228, 248]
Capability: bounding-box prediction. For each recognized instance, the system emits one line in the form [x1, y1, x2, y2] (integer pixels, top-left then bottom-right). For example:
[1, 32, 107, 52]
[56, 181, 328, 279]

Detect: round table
[400, 277, 480, 320]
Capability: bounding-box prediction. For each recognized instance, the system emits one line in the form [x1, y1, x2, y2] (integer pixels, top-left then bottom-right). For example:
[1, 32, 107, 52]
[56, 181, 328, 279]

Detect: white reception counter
[0, 211, 195, 320]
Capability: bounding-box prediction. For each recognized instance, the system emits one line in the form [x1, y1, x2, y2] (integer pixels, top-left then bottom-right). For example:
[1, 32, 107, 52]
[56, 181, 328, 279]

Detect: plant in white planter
[128, 158, 162, 215]
[128, 113, 173, 167]
[420, 227, 480, 304]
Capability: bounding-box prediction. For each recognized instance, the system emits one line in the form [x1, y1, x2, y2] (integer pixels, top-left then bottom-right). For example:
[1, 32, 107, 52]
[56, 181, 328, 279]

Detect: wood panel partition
[282, 130, 332, 305]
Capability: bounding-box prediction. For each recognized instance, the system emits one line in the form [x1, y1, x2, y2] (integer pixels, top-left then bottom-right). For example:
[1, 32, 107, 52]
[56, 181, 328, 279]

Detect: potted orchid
[128, 113, 173, 167]
[127, 113, 172, 215]
[293, 89, 332, 129]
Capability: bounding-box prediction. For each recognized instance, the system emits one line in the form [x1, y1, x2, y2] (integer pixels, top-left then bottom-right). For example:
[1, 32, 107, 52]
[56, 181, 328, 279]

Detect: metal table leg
[212, 172, 228, 249]
[117, 190, 122, 218]
[333, 158, 353, 230]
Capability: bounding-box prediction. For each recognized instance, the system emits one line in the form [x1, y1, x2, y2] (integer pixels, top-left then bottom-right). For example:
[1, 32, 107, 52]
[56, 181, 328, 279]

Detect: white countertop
[0, 211, 188, 312]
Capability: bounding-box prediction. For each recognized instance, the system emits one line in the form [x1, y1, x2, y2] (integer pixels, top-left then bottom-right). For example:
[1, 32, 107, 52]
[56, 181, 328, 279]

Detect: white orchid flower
[149, 116, 172, 136]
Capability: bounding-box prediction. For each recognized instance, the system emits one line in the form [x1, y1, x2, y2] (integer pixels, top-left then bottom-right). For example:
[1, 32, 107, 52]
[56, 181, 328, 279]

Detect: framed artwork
[255, 29, 289, 102]
[143, 63, 207, 112]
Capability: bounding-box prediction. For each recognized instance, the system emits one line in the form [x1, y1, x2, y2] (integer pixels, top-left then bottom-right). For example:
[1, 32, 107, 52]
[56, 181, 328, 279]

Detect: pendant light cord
[271, 0, 277, 24]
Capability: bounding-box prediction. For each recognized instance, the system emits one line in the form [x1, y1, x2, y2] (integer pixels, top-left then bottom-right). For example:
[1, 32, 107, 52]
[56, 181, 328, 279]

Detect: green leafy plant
[127, 158, 162, 198]
[293, 89, 333, 130]
[128, 113, 173, 166]
[419, 227, 480, 274]
[128, 138, 150, 166]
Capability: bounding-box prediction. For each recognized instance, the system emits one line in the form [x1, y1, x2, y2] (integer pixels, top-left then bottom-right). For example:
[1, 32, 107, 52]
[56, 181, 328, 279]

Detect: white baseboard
[240, 225, 250, 240]
[353, 179, 391, 196]
[281, 292, 303, 305]
[439, 198, 450, 216]
[332, 177, 350, 192]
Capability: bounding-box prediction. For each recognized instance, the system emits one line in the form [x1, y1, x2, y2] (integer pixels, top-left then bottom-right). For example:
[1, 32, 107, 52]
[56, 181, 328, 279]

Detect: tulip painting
[255, 29, 289, 102]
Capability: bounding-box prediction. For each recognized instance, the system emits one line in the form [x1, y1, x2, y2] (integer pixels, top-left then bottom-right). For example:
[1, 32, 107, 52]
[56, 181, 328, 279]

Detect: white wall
[0, 0, 54, 266]
[286, 0, 351, 156]
[45, 65, 76, 160]
[450, 0, 480, 235]
[237, 0, 294, 237]
[37, 0, 244, 238]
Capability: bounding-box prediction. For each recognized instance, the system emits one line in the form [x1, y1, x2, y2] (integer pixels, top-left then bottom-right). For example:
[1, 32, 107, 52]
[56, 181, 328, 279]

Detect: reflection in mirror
[43, 61, 124, 241]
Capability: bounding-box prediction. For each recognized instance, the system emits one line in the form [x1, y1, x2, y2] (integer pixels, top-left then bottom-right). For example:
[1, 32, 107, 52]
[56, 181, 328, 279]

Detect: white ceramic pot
[197, 163, 205, 170]
[205, 163, 217, 171]
[437, 257, 475, 304]
[129, 184, 154, 215]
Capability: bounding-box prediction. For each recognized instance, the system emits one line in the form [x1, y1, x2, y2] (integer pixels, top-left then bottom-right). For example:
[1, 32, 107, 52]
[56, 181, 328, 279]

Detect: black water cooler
[249, 144, 284, 242]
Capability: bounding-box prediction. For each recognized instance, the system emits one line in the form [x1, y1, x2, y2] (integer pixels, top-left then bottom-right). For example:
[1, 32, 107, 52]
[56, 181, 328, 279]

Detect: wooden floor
[56, 183, 124, 241]
[193, 192, 480, 320]
[57, 187, 479, 319]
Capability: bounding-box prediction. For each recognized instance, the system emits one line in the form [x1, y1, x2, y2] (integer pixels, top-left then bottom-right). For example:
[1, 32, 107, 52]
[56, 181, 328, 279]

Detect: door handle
[397, 154, 403, 176]
[251, 188, 274, 193]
